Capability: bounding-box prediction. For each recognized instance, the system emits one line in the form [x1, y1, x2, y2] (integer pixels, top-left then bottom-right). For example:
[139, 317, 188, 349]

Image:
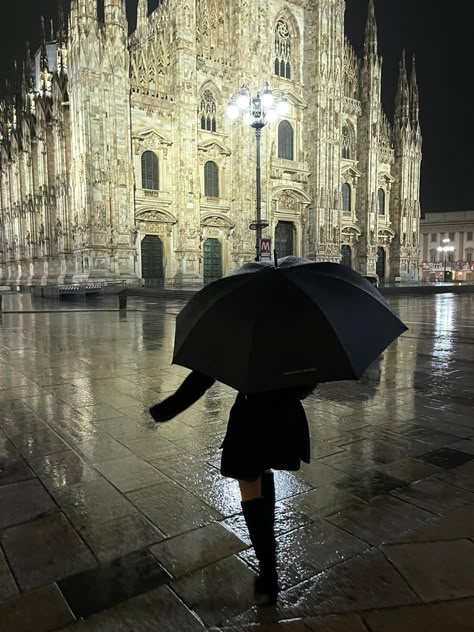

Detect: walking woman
[150, 372, 315, 606]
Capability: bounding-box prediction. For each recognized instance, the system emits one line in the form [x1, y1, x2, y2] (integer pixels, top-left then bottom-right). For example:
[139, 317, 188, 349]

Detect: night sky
[0, 0, 469, 213]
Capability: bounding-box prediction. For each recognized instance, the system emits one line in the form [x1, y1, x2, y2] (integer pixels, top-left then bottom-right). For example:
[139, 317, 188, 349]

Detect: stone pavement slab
[95, 454, 168, 492]
[239, 520, 367, 592]
[0, 479, 57, 529]
[383, 540, 474, 601]
[57, 585, 205, 632]
[399, 504, 474, 542]
[172, 555, 257, 628]
[362, 598, 474, 632]
[0, 546, 17, 600]
[0, 584, 76, 632]
[229, 550, 418, 626]
[80, 513, 165, 562]
[0, 513, 96, 591]
[127, 480, 222, 537]
[150, 522, 247, 578]
[390, 478, 474, 514]
[327, 495, 435, 546]
[58, 549, 170, 619]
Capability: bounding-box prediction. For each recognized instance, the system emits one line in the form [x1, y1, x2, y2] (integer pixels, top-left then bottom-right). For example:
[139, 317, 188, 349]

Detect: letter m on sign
[260, 239, 272, 258]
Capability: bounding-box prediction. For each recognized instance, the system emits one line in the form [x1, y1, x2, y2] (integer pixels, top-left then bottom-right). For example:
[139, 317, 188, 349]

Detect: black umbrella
[172, 261, 407, 394]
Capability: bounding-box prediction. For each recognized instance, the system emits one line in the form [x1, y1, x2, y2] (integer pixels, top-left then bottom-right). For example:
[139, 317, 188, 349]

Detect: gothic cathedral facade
[0, 0, 422, 287]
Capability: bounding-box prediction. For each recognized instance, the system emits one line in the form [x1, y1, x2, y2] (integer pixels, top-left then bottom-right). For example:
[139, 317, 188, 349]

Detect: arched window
[278, 120, 294, 160]
[342, 125, 355, 160]
[199, 89, 217, 132]
[342, 183, 352, 213]
[274, 19, 292, 79]
[204, 161, 219, 197]
[378, 189, 386, 215]
[141, 151, 159, 190]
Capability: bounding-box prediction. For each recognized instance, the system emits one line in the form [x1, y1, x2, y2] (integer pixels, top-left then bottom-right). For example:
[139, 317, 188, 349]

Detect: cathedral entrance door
[376, 247, 386, 279]
[203, 238, 222, 285]
[341, 245, 352, 268]
[141, 235, 164, 287]
[275, 221, 295, 258]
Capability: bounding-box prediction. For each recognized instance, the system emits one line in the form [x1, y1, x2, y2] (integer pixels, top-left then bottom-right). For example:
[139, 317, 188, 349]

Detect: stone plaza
[0, 291, 473, 631]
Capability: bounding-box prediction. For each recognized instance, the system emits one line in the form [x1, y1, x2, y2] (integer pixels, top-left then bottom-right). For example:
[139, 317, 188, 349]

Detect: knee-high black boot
[241, 495, 279, 606]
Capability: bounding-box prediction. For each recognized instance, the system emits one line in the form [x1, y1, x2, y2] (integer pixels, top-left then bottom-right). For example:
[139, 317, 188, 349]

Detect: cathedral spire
[136, 0, 149, 37]
[40, 16, 49, 72]
[364, 0, 378, 61]
[22, 43, 34, 96]
[104, 0, 127, 32]
[410, 54, 420, 130]
[395, 50, 410, 127]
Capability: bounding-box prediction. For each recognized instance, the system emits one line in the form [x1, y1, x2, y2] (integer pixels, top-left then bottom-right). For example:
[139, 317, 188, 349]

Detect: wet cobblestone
[0, 293, 474, 629]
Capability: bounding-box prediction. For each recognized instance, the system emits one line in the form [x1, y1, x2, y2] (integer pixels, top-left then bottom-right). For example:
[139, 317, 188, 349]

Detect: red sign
[260, 238, 272, 258]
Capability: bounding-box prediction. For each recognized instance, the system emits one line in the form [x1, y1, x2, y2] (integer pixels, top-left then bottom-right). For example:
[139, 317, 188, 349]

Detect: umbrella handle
[273, 250, 279, 268]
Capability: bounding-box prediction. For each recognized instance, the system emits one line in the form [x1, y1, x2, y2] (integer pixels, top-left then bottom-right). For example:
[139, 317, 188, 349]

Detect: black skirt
[220, 391, 311, 481]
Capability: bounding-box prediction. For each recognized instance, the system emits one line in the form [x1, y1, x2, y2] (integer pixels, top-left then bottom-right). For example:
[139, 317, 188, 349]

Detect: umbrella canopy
[173, 262, 407, 394]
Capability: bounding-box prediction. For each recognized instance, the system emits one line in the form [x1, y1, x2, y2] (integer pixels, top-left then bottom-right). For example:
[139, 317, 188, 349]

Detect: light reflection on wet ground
[0, 293, 473, 630]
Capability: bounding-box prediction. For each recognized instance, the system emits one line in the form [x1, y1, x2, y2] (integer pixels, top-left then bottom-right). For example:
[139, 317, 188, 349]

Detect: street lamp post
[437, 238, 455, 282]
[227, 83, 289, 261]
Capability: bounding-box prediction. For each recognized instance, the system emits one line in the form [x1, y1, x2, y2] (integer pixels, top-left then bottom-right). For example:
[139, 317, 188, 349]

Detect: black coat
[150, 371, 313, 480]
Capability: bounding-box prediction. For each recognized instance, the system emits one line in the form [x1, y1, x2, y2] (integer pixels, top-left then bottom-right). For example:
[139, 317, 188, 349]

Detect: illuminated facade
[0, 0, 422, 286]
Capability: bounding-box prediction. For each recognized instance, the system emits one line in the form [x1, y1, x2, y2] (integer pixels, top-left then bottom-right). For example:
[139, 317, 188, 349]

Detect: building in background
[0, 0, 422, 287]
[420, 211, 474, 281]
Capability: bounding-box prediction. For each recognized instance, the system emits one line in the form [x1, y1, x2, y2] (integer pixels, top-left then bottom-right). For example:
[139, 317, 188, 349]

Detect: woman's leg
[239, 474, 279, 606]
[238, 477, 262, 501]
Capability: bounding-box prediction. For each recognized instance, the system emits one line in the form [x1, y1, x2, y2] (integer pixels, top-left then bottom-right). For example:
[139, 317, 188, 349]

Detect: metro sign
[260, 238, 272, 258]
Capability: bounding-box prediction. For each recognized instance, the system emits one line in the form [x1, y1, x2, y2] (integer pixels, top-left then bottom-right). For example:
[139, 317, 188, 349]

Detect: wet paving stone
[327, 496, 435, 546]
[27, 450, 101, 492]
[318, 451, 381, 476]
[417, 447, 474, 469]
[391, 478, 474, 515]
[171, 555, 256, 628]
[95, 455, 168, 493]
[0, 546, 17, 600]
[0, 513, 96, 590]
[240, 519, 367, 591]
[127, 480, 222, 537]
[150, 522, 247, 578]
[434, 460, 474, 492]
[55, 479, 137, 530]
[335, 471, 406, 501]
[0, 453, 35, 486]
[373, 458, 442, 484]
[0, 584, 76, 632]
[446, 438, 474, 455]
[363, 597, 474, 632]
[58, 549, 171, 619]
[302, 614, 369, 632]
[78, 513, 165, 563]
[295, 461, 352, 488]
[56, 585, 205, 632]
[399, 504, 474, 543]
[75, 435, 133, 464]
[0, 479, 57, 529]
[230, 549, 419, 627]
[383, 540, 474, 601]
[283, 485, 367, 520]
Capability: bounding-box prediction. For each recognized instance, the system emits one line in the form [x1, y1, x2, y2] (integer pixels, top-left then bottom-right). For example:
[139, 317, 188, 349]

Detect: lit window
[141, 151, 159, 190]
[278, 120, 294, 160]
[378, 189, 386, 216]
[199, 89, 217, 133]
[342, 183, 351, 212]
[204, 161, 219, 197]
[274, 20, 292, 79]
